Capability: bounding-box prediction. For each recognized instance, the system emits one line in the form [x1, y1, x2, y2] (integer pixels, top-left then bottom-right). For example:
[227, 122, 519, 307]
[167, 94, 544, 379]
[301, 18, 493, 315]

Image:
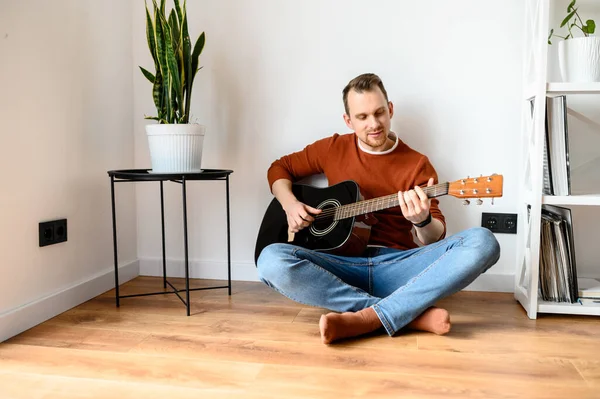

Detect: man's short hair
[342, 73, 389, 115]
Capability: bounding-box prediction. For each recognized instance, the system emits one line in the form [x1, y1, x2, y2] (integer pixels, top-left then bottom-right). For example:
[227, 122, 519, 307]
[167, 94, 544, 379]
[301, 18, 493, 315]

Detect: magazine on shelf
[578, 278, 600, 299]
[542, 104, 553, 195]
[539, 205, 578, 303]
[543, 96, 571, 196]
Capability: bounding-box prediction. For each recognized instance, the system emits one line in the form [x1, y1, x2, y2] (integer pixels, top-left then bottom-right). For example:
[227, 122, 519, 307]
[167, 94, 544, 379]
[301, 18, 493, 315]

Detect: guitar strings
[313, 188, 442, 221]
[312, 182, 450, 221]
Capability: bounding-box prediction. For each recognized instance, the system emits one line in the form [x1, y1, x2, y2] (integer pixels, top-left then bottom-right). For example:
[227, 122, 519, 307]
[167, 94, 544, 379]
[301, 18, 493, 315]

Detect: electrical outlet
[39, 219, 67, 247]
[39, 222, 54, 246]
[481, 213, 517, 234]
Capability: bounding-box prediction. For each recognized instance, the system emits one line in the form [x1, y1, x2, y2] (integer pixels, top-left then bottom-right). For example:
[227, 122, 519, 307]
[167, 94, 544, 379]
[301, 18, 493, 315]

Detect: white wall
[133, 0, 525, 288]
[0, 0, 138, 341]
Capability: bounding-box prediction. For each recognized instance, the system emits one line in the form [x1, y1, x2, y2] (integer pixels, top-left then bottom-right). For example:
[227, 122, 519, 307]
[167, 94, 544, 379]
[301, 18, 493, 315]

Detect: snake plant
[140, 0, 205, 124]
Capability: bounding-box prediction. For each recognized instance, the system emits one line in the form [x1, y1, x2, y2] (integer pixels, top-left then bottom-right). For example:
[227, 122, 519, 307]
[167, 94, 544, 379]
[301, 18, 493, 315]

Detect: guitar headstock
[448, 174, 503, 204]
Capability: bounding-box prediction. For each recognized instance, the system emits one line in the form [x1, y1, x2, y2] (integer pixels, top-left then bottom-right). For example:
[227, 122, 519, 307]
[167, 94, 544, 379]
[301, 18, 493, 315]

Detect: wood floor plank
[52, 309, 321, 343]
[292, 307, 328, 324]
[0, 371, 261, 399]
[77, 295, 303, 322]
[128, 333, 584, 384]
[444, 311, 600, 333]
[43, 308, 416, 350]
[99, 282, 302, 309]
[252, 363, 597, 399]
[418, 329, 600, 360]
[6, 323, 149, 352]
[0, 344, 263, 391]
[571, 359, 600, 386]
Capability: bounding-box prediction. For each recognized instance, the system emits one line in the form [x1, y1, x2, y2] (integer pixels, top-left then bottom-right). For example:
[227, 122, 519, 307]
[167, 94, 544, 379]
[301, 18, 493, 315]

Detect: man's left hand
[398, 177, 433, 225]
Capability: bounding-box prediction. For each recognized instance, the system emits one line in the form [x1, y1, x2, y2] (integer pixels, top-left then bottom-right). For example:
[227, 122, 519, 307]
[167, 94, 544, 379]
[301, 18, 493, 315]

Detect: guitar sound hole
[312, 205, 337, 232]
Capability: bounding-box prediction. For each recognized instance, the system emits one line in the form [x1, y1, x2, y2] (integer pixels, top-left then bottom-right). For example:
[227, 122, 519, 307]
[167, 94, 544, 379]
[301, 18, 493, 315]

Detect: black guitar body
[254, 180, 373, 265]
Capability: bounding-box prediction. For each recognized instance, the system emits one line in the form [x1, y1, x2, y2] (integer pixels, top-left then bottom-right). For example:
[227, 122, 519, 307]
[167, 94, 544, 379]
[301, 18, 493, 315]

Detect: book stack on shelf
[538, 203, 600, 307]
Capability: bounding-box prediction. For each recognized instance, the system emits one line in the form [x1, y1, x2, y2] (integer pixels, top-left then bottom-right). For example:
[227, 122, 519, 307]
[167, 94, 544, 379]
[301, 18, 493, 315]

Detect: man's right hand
[283, 200, 322, 233]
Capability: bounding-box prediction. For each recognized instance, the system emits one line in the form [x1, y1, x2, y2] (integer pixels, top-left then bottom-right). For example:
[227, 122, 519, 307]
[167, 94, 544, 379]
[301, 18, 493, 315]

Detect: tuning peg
[462, 199, 470, 205]
[476, 199, 483, 205]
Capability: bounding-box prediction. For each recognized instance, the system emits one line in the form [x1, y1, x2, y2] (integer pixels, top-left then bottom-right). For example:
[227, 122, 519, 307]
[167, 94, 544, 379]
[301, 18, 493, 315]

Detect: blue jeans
[257, 227, 500, 336]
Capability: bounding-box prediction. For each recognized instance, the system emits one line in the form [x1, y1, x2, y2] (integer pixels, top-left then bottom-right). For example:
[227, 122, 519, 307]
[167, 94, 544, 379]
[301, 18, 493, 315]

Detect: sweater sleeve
[267, 135, 335, 191]
[412, 156, 447, 240]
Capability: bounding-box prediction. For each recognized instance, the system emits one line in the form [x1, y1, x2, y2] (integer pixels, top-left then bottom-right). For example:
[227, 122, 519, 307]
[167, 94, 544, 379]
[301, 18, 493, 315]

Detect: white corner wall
[132, 0, 525, 290]
[0, 0, 138, 342]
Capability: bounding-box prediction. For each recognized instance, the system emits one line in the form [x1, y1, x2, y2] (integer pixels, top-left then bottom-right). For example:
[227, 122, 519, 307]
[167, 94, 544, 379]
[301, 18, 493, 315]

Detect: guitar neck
[332, 182, 449, 220]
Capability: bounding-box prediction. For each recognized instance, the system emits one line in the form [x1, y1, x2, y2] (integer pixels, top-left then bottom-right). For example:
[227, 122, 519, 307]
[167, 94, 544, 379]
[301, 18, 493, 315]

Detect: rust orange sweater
[267, 133, 446, 251]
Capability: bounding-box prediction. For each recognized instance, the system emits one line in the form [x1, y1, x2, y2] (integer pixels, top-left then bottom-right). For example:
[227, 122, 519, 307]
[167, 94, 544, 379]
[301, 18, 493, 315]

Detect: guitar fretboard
[316, 182, 450, 221]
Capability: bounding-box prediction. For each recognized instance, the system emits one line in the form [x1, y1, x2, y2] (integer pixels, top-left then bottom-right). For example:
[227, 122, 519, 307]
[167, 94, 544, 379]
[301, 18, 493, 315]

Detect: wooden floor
[2, 277, 600, 398]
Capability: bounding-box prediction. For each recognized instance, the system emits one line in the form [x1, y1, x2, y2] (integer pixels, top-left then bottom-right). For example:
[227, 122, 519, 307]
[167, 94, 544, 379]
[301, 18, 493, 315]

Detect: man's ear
[343, 113, 353, 130]
[388, 101, 394, 118]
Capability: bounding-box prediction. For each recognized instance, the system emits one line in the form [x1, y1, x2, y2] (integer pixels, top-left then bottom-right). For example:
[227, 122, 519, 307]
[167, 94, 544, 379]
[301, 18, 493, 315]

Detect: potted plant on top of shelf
[140, 0, 206, 173]
[548, 0, 598, 83]
[548, 0, 600, 82]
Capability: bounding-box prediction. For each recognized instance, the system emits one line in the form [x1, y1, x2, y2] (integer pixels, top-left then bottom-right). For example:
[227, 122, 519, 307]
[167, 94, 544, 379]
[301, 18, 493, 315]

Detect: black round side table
[107, 169, 234, 316]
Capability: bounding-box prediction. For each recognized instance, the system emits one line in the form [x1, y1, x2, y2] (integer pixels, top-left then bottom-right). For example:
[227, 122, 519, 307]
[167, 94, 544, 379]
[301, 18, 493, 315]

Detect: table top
[108, 169, 233, 181]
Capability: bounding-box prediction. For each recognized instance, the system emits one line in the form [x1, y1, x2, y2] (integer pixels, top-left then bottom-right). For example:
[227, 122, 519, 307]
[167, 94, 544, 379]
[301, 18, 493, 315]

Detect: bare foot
[407, 307, 451, 335]
[319, 307, 382, 344]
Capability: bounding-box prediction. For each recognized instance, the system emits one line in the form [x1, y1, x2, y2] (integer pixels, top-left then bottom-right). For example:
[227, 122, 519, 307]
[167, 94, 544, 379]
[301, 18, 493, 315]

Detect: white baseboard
[0, 260, 139, 343]
[139, 257, 515, 292]
[139, 257, 259, 282]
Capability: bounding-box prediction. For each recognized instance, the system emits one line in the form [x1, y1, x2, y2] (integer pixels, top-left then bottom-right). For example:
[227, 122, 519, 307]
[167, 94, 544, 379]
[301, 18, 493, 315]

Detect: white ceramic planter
[558, 36, 600, 82]
[145, 124, 205, 173]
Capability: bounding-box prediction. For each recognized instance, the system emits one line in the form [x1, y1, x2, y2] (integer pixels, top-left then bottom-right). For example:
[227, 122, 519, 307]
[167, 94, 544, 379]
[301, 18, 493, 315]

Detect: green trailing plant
[548, 0, 596, 44]
[140, 0, 205, 124]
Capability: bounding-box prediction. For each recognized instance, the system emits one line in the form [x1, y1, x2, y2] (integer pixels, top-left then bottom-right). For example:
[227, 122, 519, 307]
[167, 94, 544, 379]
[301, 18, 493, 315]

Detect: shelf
[538, 299, 600, 316]
[546, 82, 600, 95]
[517, 1, 600, 319]
[542, 194, 600, 206]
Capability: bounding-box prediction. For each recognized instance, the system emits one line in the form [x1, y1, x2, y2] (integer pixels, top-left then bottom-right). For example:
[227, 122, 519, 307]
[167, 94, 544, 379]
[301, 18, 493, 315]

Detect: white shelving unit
[515, 0, 600, 318]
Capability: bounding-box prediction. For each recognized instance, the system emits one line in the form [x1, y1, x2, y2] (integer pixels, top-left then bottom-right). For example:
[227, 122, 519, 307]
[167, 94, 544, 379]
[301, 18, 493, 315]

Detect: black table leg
[182, 176, 191, 316]
[160, 181, 166, 289]
[226, 175, 232, 295]
[110, 175, 120, 307]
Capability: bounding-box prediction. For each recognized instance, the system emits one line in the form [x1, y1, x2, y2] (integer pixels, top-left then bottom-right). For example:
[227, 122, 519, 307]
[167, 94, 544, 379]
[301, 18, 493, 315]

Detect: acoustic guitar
[254, 174, 503, 264]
